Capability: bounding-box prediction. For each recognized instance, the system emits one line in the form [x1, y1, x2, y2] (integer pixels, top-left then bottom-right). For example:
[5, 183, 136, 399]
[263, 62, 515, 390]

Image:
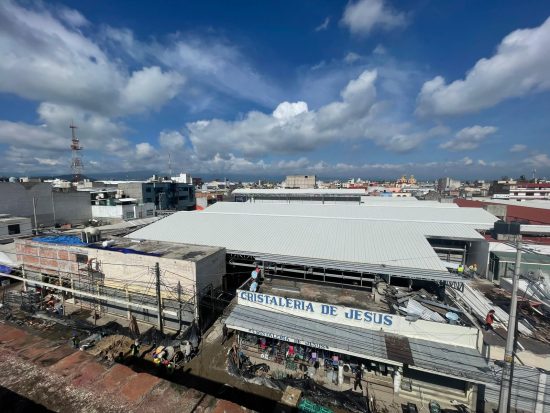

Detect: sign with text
[237, 289, 479, 349]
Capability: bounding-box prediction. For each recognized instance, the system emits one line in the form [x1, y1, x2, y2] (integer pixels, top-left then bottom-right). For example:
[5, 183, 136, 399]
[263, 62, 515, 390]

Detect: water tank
[81, 227, 102, 243]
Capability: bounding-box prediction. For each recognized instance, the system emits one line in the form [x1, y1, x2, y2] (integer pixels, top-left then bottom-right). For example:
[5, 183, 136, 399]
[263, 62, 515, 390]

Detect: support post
[155, 262, 163, 333]
[498, 235, 522, 412]
[32, 196, 38, 234]
[177, 281, 182, 331]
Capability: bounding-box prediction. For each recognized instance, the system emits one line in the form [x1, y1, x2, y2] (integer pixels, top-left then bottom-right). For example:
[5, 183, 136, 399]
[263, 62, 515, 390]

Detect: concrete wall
[91, 203, 155, 220]
[0, 218, 32, 241]
[52, 191, 91, 224]
[0, 183, 91, 226]
[0, 182, 54, 226]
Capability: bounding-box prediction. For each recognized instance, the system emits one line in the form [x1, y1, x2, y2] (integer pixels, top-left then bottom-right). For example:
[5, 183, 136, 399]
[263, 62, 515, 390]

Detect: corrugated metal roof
[233, 188, 366, 195]
[205, 202, 497, 229]
[521, 224, 550, 234]
[226, 305, 494, 384]
[484, 365, 550, 412]
[128, 211, 475, 272]
[251, 253, 463, 282]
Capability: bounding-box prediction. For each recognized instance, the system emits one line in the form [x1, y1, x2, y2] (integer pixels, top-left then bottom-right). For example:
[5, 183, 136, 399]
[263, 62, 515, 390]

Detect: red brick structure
[454, 198, 550, 225]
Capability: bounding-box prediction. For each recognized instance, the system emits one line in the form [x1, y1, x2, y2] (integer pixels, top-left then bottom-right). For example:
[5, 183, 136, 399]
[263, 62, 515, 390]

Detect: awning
[226, 305, 496, 384]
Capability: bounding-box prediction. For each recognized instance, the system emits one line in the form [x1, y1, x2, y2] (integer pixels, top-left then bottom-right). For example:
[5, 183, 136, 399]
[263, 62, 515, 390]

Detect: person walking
[354, 367, 363, 392]
[484, 309, 496, 331]
[221, 323, 229, 345]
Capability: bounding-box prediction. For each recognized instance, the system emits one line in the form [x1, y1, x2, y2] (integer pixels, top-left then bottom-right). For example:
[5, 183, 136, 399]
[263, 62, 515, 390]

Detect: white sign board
[237, 289, 479, 349]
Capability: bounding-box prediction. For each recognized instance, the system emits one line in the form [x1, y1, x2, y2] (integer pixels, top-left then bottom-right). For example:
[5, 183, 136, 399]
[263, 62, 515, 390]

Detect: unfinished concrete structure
[14, 236, 225, 331]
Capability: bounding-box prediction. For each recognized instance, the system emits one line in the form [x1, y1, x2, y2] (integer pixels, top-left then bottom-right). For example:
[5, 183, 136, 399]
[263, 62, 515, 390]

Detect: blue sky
[0, 0, 549, 180]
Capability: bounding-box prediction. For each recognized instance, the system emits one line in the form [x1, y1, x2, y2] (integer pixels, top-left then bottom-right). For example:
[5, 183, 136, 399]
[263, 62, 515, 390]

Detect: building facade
[0, 182, 92, 227]
[283, 175, 316, 189]
[14, 237, 225, 331]
[118, 182, 196, 211]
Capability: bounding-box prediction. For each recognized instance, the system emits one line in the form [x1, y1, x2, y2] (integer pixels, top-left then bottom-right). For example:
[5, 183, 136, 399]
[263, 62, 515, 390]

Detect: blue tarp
[32, 236, 87, 246]
[0, 265, 12, 274]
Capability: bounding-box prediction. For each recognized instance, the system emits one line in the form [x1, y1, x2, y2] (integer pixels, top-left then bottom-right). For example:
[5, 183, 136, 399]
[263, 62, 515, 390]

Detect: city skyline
[0, 0, 549, 179]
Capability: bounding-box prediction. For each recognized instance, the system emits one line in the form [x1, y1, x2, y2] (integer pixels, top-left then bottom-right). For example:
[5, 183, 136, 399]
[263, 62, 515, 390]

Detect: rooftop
[232, 188, 366, 195]
[87, 237, 223, 262]
[0, 215, 31, 224]
[256, 278, 389, 313]
[204, 202, 496, 229]
[127, 205, 482, 279]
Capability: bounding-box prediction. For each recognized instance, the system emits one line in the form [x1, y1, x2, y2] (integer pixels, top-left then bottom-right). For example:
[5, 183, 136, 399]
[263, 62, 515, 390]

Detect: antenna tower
[69, 123, 83, 182]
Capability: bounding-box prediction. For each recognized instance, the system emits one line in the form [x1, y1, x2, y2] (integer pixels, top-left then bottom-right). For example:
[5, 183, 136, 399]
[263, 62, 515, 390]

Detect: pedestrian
[485, 309, 496, 331]
[71, 334, 80, 349]
[354, 367, 363, 392]
[222, 323, 228, 344]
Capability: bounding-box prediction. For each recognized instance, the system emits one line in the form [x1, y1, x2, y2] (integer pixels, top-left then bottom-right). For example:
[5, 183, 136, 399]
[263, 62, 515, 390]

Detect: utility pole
[32, 196, 38, 234]
[177, 281, 182, 331]
[155, 262, 163, 333]
[498, 235, 522, 412]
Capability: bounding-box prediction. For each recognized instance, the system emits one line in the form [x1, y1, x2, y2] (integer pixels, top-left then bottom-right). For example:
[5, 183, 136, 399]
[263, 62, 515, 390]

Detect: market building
[129, 201, 498, 285]
[225, 277, 493, 411]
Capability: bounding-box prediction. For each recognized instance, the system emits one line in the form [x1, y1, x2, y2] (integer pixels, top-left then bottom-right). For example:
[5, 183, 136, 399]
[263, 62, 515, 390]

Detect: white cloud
[272, 101, 309, 120]
[35, 157, 62, 166]
[315, 16, 331, 32]
[135, 142, 156, 160]
[185, 70, 445, 159]
[120, 66, 184, 114]
[440, 125, 497, 151]
[159, 130, 185, 149]
[341, 0, 406, 36]
[417, 17, 550, 115]
[526, 153, 550, 168]
[0, 120, 66, 150]
[462, 157, 473, 166]
[344, 52, 361, 64]
[0, 2, 183, 116]
[510, 144, 527, 153]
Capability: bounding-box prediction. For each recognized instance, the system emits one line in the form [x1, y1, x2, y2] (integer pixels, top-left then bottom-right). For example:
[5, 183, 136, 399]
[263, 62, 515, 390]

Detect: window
[125, 211, 134, 219]
[146, 210, 154, 216]
[8, 224, 20, 235]
[145, 187, 151, 193]
[76, 254, 88, 264]
[178, 195, 188, 201]
[145, 198, 153, 202]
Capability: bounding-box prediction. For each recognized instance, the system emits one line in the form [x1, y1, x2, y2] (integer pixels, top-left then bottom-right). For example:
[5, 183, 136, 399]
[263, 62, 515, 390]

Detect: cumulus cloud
[417, 17, 550, 115]
[315, 16, 331, 32]
[0, 1, 182, 116]
[440, 125, 497, 151]
[0, 120, 67, 150]
[135, 142, 156, 160]
[341, 0, 406, 35]
[159, 130, 185, 149]
[272, 101, 309, 120]
[185, 70, 447, 159]
[510, 144, 527, 153]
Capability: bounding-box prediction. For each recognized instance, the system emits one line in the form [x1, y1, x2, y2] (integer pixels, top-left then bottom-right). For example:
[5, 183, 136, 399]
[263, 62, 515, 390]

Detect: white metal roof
[232, 188, 366, 195]
[128, 209, 483, 274]
[204, 202, 497, 230]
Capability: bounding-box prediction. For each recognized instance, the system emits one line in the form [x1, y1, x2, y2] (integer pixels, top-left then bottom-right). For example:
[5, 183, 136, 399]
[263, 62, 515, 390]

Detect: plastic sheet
[33, 236, 86, 245]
